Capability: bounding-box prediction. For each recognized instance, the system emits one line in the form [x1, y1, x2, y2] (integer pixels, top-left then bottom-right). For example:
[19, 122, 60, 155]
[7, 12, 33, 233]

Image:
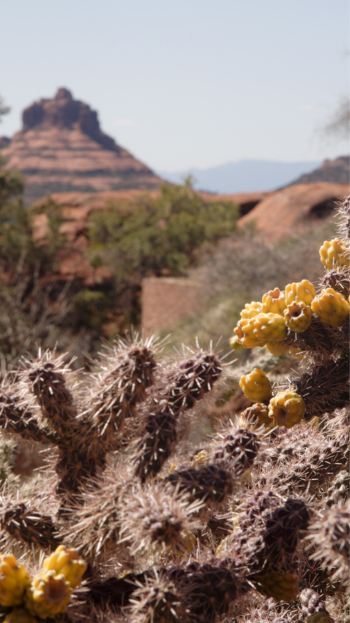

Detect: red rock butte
[0, 88, 161, 203]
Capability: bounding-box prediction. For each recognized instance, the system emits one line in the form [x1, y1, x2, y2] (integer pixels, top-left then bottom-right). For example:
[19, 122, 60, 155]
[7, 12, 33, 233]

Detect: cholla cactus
[133, 347, 222, 481]
[253, 571, 299, 602]
[211, 427, 260, 473]
[0, 199, 348, 622]
[308, 499, 350, 585]
[166, 463, 235, 509]
[118, 484, 201, 556]
[127, 573, 183, 623]
[0, 502, 61, 550]
[299, 588, 334, 622]
[231, 195, 350, 429]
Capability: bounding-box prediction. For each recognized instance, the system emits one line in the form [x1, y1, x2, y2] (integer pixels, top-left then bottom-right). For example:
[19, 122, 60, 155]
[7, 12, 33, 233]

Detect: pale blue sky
[0, 0, 349, 170]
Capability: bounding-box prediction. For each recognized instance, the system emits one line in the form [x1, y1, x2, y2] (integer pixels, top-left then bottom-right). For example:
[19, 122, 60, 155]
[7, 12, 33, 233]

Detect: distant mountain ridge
[0, 88, 160, 204]
[158, 159, 322, 193]
[286, 156, 349, 187]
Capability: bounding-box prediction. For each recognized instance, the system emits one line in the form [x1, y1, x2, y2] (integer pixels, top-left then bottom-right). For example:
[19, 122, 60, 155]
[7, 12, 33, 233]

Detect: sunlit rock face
[0, 88, 160, 203]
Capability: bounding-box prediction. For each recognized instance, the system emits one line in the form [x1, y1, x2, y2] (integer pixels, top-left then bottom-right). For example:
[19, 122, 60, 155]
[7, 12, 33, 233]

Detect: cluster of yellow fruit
[231, 238, 350, 429]
[0, 546, 86, 622]
[231, 279, 349, 355]
[319, 237, 349, 269]
[231, 238, 350, 356]
[239, 368, 305, 429]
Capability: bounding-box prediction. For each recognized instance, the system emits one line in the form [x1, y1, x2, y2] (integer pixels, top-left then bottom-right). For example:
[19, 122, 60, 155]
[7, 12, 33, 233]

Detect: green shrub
[87, 178, 239, 281]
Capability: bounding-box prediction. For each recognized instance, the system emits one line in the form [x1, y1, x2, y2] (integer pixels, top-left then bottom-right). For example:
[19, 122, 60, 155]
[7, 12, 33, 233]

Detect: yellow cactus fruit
[311, 288, 350, 327]
[307, 613, 334, 623]
[42, 546, 86, 589]
[255, 571, 299, 601]
[252, 313, 288, 343]
[25, 571, 72, 619]
[239, 368, 272, 403]
[285, 279, 316, 306]
[266, 341, 302, 358]
[234, 313, 287, 348]
[0, 554, 30, 607]
[284, 300, 312, 333]
[268, 390, 305, 428]
[242, 402, 271, 427]
[190, 450, 209, 468]
[234, 319, 266, 348]
[265, 341, 290, 356]
[240, 301, 263, 319]
[261, 287, 286, 315]
[4, 609, 39, 623]
[289, 345, 304, 360]
[319, 238, 350, 269]
[229, 335, 244, 351]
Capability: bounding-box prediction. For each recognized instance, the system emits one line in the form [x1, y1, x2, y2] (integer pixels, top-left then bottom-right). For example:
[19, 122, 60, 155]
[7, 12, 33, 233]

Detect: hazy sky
[0, 0, 349, 170]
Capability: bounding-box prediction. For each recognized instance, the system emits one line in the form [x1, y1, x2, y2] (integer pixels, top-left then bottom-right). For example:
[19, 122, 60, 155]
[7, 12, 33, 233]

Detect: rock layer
[239, 182, 349, 241]
[0, 88, 160, 203]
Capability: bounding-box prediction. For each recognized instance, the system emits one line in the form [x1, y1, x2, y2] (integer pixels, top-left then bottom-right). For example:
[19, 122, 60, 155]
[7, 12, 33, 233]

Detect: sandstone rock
[209, 191, 271, 216]
[0, 136, 10, 149]
[142, 277, 208, 336]
[0, 88, 161, 203]
[287, 156, 349, 186]
[239, 182, 350, 241]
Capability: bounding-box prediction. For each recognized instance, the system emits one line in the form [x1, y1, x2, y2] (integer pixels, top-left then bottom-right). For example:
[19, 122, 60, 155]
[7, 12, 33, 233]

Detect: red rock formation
[29, 184, 350, 287]
[287, 156, 349, 186]
[239, 182, 349, 241]
[32, 189, 269, 248]
[0, 88, 161, 203]
[213, 191, 272, 216]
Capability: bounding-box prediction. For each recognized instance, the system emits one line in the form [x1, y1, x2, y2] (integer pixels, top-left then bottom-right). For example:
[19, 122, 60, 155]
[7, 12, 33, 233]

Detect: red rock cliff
[0, 88, 161, 203]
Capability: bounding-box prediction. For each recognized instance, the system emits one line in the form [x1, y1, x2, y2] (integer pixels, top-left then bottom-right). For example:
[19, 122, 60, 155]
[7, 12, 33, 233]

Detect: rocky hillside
[287, 155, 349, 186]
[30, 183, 348, 287]
[239, 182, 349, 241]
[0, 88, 161, 203]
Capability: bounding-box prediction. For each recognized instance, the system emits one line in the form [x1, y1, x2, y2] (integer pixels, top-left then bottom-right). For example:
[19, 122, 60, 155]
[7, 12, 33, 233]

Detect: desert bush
[87, 177, 239, 279]
[0, 175, 239, 368]
[0, 198, 347, 622]
[0, 159, 113, 370]
[0, 161, 78, 371]
[86, 178, 239, 325]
